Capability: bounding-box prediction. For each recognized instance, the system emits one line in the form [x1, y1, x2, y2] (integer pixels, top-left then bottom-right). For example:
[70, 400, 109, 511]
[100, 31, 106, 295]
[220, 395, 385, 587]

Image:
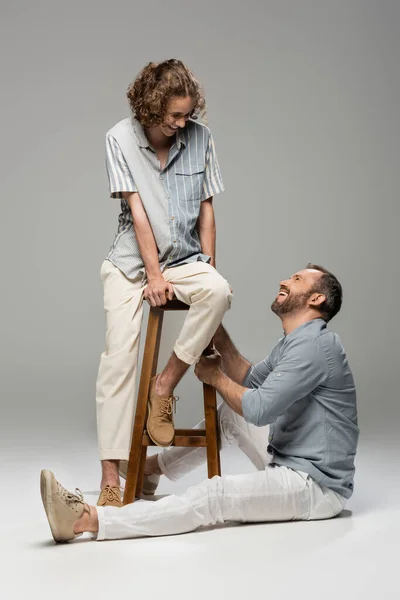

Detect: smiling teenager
[91, 59, 232, 507]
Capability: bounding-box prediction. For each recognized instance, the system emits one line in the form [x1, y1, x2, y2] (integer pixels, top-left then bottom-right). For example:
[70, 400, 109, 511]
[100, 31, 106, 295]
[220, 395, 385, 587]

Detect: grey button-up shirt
[105, 117, 224, 280]
[242, 319, 359, 499]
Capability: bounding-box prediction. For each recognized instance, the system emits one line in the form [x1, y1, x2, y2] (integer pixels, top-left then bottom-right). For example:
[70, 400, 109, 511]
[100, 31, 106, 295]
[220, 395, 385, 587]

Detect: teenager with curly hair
[95, 59, 232, 507]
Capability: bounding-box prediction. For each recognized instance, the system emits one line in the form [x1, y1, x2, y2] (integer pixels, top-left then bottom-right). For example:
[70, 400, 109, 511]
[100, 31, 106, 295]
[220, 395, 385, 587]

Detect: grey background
[1, 0, 399, 462]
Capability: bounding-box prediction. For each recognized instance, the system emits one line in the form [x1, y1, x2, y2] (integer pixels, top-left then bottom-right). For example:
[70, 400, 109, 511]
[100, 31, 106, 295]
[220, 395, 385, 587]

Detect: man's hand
[144, 275, 174, 307]
[196, 349, 246, 416]
[195, 351, 223, 387]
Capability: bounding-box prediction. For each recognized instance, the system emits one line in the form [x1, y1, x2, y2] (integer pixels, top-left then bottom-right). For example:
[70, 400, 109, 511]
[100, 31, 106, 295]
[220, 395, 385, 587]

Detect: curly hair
[127, 59, 206, 127]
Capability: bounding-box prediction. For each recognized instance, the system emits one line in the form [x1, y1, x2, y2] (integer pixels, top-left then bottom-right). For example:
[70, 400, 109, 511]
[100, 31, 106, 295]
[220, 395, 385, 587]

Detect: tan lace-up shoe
[40, 469, 89, 543]
[97, 485, 122, 507]
[147, 377, 178, 447]
[118, 461, 160, 495]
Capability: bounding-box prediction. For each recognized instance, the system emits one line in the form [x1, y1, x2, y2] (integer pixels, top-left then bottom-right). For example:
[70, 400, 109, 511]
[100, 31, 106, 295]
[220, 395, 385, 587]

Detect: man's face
[159, 96, 196, 137]
[271, 269, 323, 316]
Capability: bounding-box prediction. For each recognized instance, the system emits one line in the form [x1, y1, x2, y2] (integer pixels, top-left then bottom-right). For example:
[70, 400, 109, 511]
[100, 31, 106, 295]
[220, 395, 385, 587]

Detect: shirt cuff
[201, 180, 225, 201]
[241, 388, 260, 426]
[242, 365, 254, 388]
[110, 188, 137, 199]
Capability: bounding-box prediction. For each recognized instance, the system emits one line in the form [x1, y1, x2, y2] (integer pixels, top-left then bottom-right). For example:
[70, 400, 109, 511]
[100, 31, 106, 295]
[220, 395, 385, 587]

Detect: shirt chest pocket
[174, 163, 205, 202]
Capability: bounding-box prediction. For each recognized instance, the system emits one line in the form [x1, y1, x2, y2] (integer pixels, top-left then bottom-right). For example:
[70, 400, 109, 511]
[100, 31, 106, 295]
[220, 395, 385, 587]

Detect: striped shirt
[105, 117, 224, 280]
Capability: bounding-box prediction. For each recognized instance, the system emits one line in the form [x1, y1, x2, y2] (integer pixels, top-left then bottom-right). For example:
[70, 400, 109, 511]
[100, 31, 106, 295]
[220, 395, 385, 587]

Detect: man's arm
[195, 337, 328, 424]
[197, 198, 216, 268]
[213, 325, 252, 385]
[194, 353, 246, 416]
[124, 192, 173, 306]
[240, 337, 328, 425]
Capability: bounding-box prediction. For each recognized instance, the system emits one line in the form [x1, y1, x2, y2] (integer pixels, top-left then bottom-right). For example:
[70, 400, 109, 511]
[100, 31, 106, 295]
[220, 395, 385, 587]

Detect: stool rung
[174, 428, 207, 436]
[142, 429, 207, 447]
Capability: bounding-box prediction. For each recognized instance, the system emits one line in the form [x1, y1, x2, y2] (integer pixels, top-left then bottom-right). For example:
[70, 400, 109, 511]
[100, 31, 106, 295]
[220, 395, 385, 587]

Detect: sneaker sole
[40, 470, 61, 543]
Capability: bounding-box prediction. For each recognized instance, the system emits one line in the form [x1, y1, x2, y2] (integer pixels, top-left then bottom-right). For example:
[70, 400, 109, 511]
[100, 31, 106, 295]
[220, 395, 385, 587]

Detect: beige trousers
[96, 260, 233, 461]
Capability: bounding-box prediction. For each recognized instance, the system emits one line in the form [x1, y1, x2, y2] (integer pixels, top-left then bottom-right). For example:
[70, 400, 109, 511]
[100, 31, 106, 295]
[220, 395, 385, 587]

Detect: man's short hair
[306, 263, 343, 322]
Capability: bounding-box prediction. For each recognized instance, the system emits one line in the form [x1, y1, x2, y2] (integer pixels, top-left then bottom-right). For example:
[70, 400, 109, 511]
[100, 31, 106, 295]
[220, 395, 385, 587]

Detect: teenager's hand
[144, 276, 174, 307]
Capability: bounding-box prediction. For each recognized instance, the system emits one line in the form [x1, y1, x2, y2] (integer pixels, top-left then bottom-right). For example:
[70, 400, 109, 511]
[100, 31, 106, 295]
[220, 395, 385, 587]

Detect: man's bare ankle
[74, 506, 98, 535]
[155, 374, 173, 397]
[101, 459, 120, 489]
[100, 478, 120, 489]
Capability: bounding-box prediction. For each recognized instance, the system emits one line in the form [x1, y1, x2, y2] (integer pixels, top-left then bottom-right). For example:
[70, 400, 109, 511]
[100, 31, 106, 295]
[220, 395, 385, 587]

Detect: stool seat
[159, 298, 189, 311]
[123, 298, 221, 505]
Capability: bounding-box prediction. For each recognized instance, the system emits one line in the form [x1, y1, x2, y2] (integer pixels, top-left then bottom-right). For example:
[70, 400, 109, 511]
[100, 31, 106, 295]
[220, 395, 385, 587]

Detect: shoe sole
[40, 470, 62, 543]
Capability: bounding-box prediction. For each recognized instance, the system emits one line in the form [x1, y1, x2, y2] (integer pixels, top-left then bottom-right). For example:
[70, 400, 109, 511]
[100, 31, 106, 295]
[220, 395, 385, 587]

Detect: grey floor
[2, 433, 398, 600]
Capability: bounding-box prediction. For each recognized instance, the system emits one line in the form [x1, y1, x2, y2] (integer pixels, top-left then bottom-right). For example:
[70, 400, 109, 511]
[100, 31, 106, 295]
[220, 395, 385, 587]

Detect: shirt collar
[284, 318, 326, 340]
[132, 117, 151, 149]
[176, 127, 186, 149]
[132, 117, 187, 150]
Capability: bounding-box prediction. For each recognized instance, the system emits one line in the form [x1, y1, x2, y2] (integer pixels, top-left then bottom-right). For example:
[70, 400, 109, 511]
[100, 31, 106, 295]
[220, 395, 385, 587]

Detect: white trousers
[96, 404, 346, 540]
[96, 260, 232, 461]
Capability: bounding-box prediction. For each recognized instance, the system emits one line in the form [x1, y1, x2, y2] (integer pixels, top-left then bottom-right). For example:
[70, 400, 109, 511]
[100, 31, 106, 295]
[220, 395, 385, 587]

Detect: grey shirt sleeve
[242, 357, 274, 389]
[242, 337, 328, 426]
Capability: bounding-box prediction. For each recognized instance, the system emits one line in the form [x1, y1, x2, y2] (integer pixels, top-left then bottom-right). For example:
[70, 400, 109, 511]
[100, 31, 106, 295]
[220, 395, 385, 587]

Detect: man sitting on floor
[40, 263, 359, 543]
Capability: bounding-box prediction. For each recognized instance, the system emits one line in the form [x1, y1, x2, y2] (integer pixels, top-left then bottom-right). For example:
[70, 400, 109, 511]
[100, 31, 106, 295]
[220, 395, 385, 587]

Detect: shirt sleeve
[201, 131, 225, 200]
[241, 337, 328, 426]
[105, 133, 137, 198]
[242, 357, 274, 389]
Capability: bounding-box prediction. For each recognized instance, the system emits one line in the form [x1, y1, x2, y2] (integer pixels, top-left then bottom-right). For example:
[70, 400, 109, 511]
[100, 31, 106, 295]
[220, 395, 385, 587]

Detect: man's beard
[271, 291, 311, 316]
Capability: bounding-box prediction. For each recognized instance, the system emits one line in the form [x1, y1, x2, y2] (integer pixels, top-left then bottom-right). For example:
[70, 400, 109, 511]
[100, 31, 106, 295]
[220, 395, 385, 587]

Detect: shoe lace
[57, 483, 87, 514]
[101, 485, 121, 503]
[159, 395, 179, 416]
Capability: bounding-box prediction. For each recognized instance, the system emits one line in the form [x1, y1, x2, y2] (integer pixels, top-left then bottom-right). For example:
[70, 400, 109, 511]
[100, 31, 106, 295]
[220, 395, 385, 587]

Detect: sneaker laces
[159, 395, 179, 416]
[56, 482, 88, 515]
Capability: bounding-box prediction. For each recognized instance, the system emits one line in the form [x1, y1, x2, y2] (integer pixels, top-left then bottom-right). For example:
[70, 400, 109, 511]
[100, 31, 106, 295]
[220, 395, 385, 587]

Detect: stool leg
[123, 307, 164, 505]
[135, 446, 147, 498]
[203, 383, 221, 478]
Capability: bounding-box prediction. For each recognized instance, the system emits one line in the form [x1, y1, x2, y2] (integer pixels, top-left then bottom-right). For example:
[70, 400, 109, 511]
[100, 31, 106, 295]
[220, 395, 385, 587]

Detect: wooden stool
[123, 298, 221, 505]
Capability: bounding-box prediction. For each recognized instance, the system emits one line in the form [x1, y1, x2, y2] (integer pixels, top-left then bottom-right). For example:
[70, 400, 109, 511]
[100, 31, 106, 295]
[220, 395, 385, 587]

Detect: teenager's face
[159, 96, 196, 137]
